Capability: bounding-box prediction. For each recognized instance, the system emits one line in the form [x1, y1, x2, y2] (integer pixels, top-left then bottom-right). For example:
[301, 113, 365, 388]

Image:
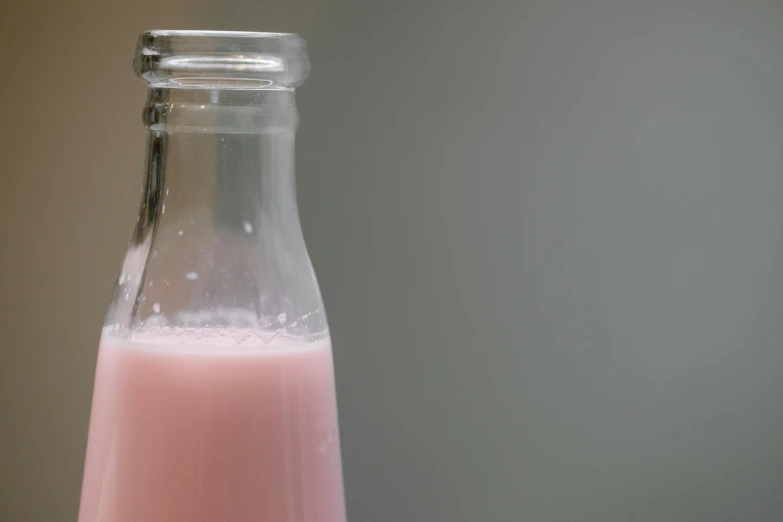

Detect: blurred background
[2, 0, 783, 520]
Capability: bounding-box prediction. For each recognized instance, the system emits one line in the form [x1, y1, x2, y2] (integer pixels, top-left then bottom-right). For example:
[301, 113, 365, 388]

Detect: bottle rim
[134, 30, 310, 90]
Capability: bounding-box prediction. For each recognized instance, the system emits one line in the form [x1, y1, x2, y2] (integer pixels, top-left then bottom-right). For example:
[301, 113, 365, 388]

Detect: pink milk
[78, 330, 346, 522]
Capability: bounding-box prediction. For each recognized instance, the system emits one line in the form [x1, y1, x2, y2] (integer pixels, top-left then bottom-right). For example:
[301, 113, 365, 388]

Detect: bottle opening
[134, 30, 310, 90]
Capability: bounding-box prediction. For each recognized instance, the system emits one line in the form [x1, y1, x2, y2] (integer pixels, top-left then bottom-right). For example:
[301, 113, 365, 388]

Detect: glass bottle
[78, 31, 346, 522]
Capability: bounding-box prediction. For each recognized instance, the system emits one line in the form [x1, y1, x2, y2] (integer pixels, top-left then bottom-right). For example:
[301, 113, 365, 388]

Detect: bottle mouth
[134, 30, 310, 90]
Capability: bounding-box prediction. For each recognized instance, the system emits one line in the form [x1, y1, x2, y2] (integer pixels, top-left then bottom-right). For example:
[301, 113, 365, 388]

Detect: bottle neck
[137, 87, 302, 243]
[111, 86, 324, 336]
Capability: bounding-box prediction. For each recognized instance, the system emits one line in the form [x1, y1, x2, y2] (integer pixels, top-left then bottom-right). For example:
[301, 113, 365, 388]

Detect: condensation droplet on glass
[278, 313, 287, 324]
[152, 303, 161, 313]
[186, 272, 199, 280]
[243, 221, 253, 234]
[177, 230, 184, 236]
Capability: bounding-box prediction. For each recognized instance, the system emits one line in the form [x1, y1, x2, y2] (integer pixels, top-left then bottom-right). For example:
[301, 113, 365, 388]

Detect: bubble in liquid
[186, 272, 199, 280]
[243, 221, 253, 234]
[177, 230, 184, 237]
[152, 303, 161, 313]
[148, 281, 154, 287]
[278, 313, 287, 324]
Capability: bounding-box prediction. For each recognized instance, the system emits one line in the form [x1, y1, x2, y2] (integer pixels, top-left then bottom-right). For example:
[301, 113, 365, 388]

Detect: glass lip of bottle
[134, 30, 310, 90]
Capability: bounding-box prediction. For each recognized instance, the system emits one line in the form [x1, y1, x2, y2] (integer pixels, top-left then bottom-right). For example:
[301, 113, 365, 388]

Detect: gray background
[2, 0, 783, 521]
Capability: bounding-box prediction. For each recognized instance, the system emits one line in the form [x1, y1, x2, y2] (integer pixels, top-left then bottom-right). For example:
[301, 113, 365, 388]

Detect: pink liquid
[78, 330, 346, 522]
